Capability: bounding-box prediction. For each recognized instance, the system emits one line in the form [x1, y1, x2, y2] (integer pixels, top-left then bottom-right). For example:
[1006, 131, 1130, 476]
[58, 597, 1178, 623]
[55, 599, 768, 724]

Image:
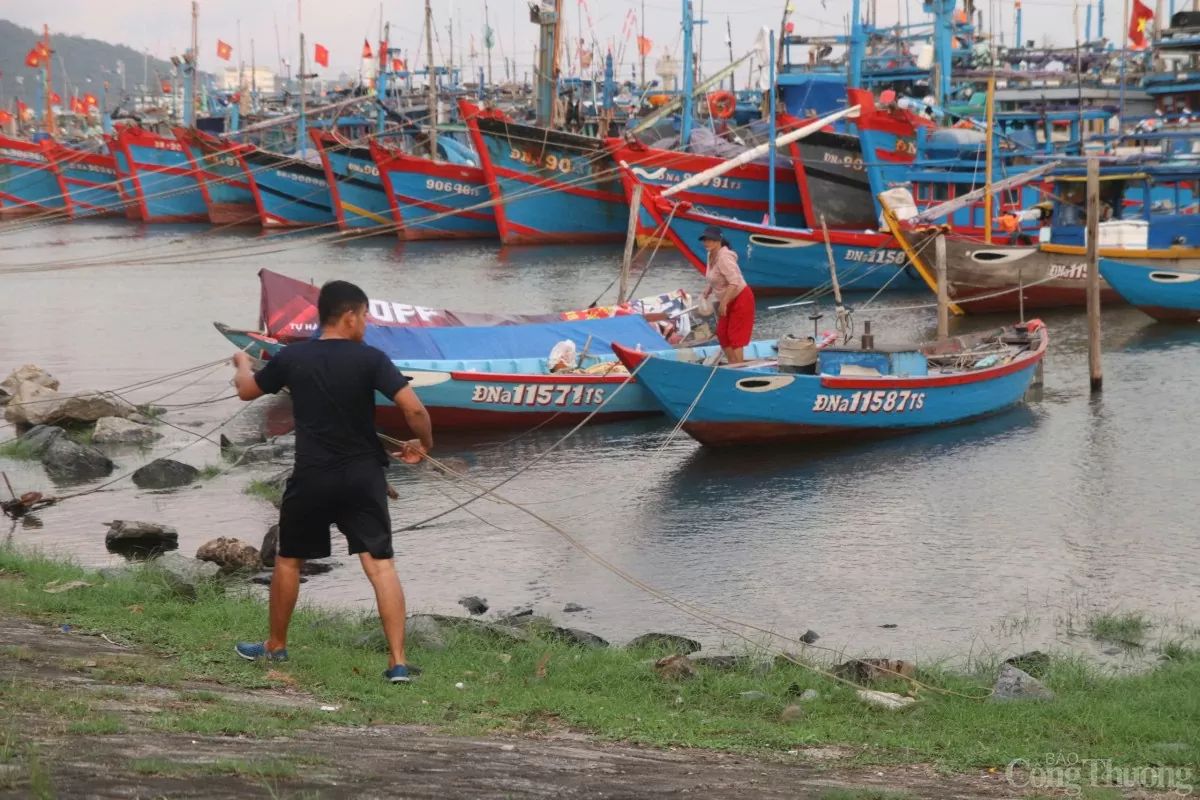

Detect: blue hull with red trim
[371, 139, 497, 241]
[311, 131, 393, 232]
[1098, 258, 1200, 322]
[613, 324, 1048, 447]
[240, 147, 336, 229]
[174, 127, 257, 225]
[638, 183, 921, 295]
[462, 101, 626, 244]
[109, 126, 207, 223]
[0, 134, 65, 216]
[46, 143, 122, 218]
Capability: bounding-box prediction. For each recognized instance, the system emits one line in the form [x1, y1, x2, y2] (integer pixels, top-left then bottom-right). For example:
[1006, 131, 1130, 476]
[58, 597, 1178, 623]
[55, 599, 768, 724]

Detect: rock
[406, 615, 448, 651]
[458, 596, 489, 615]
[40, 438, 115, 482]
[195, 537, 262, 573]
[835, 658, 916, 684]
[92, 417, 161, 445]
[6, 382, 135, 426]
[857, 689, 918, 711]
[4, 382, 59, 425]
[562, 603, 586, 613]
[1003, 650, 1051, 679]
[1, 365, 59, 395]
[799, 629, 820, 644]
[627, 633, 703, 654]
[781, 704, 805, 722]
[132, 459, 200, 490]
[499, 613, 554, 630]
[16, 425, 64, 457]
[654, 654, 697, 681]
[552, 627, 609, 648]
[739, 691, 767, 701]
[498, 607, 533, 621]
[688, 653, 748, 671]
[260, 525, 279, 567]
[990, 664, 1056, 703]
[301, 561, 335, 576]
[1101, 646, 1123, 656]
[152, 552, 221, 600]
[799, 689, 820, 702]
[479, 623, 534, 644]
[879, 623, 898, 629]
[104, 520, 179, 556]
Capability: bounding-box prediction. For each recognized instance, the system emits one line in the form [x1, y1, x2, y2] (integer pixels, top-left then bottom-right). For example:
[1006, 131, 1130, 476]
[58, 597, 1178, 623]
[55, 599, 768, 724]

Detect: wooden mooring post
[618, 184, 644, 305]
[1085, 157, 1103, 392]
[935, 231, 949, 342]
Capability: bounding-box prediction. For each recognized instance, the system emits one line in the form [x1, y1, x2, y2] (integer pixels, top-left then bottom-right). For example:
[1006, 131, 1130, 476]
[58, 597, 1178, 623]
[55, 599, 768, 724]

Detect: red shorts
[716, 286, 755, 349]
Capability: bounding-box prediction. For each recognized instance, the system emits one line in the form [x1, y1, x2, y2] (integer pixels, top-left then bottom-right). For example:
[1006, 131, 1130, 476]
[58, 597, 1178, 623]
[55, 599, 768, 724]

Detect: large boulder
[260, 524, 279, 567]
[92, 417, 161, 445]
[0, 365, 59, 396]
[196, 537, 262, 573]
[105, 520, 179, 556]
[5, 382, 135, 427]
[40, 438, 115, 482]
[16, 425, 64, 457]
[152, 552, 221, 600]
[628, 633, 702, 654]
[990, 664, 1056, 703]
[132, 459, 199, 490]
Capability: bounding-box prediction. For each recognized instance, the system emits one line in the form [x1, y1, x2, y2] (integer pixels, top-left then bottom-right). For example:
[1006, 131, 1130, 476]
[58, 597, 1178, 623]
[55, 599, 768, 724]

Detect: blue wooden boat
[1098, 259, 1200, 322]
[310, 130, 394, 233]
[613, 323, 1047, 447]
[174, 127, 258, 226]
[106, 125, 208, 223]
[636, 180, 921, 295]
[45, 141, 124, 219]
[234, 143, 336, 229]
[0, 133, 66, 217]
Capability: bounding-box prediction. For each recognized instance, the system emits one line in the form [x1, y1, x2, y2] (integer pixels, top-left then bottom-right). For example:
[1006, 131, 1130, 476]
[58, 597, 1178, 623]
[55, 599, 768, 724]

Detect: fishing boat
[310, 130, 395, 233]
[460, 100, 627, 245]
[235, 143, 336, 229]
[0, 134, 66, 217]
[369, 138, 498, 241]
[173, 127, 259, 226]
[634, 179, 919, 295]
[105, 125, 208, 223]
[43, 142, 123, 219]
[613, 322, 1048, 447]
[1098, 259, 1200, 322]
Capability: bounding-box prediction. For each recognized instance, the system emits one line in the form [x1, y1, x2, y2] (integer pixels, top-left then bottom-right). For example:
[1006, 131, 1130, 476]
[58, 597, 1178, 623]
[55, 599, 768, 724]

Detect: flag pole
[1119, 0, 1129, 130]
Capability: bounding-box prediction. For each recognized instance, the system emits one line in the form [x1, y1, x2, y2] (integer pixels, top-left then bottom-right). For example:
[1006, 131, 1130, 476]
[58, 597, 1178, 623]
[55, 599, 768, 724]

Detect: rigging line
[392, 358, 649, 534]
[0, 358, 234, 413]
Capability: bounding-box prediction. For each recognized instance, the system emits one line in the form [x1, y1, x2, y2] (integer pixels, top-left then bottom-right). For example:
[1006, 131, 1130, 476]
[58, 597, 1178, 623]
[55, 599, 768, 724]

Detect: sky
[7, 0, 1108, 84]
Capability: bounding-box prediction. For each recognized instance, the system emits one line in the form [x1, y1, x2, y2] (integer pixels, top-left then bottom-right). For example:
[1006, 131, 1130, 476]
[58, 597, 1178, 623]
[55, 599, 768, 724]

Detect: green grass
[66, 717, 126, 735]
[244, 479, 283, 506]
[1086, 611, 1151, 644]
[0, 439, 37, 460]
[1161, 640, 1200, 662]
[64, 425, 95, 445]
[0, 546, 1198, 775]
[129, 757, 299, 778]
[199, 464, 223, 480]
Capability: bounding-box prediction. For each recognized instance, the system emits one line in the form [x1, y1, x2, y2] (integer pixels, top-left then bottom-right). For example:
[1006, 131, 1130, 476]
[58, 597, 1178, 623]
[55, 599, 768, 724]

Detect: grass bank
[0, 546, 1197, 775]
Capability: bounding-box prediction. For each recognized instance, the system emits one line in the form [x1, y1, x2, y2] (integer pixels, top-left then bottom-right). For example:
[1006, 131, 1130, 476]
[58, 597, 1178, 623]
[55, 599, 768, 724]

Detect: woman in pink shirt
[699, 225, 755, 364]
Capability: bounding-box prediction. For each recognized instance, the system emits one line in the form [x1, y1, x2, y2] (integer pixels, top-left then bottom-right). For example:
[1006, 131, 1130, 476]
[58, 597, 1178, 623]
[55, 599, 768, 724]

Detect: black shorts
[277, 461, 394, 560]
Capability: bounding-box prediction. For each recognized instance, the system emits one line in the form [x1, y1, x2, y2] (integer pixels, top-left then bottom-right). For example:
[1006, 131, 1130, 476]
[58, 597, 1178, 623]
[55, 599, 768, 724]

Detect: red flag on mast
[379, 40, 388, 69]
[314, 43, 330, 67]
[217, 40, 233, 61]
[25, 49, 41, 68]
[361, 39, 373, 59]
[1128, 0, 1154, 49]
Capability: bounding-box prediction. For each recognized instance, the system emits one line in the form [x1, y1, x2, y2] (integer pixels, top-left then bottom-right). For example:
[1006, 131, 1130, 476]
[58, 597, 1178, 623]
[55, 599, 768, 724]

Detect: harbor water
[2, 220, 1198, 663]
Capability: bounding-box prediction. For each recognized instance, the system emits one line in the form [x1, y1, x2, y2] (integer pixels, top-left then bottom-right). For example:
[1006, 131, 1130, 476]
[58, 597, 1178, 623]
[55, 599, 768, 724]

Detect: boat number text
[1048, 262, 1088, 280]
[823, 152, 864, 171]
[152, 140, 184, 152]
[844, 249, 907, 265]
[812, 390, 926, 413]
[471, 384, 606, 407]
[426, 179, 482, 196]
[0, 148, 46, 162]
[509, 148, 576, 174]
[347, 162, 380, 177]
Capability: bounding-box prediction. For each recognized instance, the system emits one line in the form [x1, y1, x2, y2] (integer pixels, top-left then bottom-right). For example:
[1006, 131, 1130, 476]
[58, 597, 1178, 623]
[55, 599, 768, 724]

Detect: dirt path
[0, 615, 1026, 799]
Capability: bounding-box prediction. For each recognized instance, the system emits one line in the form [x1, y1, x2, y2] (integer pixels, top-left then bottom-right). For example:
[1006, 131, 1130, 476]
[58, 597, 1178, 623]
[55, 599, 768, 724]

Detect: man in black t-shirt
[230, 280, 434, 684]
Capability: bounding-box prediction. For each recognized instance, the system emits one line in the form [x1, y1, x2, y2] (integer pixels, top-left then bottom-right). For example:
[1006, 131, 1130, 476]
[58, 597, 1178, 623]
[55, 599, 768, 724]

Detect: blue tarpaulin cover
[363, 315, 670, 361]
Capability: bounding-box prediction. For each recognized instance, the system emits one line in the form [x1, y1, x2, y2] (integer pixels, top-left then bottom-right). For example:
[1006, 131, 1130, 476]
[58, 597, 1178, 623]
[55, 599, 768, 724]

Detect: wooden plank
[1086, 157, 1103, 392]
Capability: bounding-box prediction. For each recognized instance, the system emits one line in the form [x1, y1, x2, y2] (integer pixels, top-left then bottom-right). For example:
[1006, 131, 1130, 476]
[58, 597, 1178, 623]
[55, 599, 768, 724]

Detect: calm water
[2, 219, 1199, 664]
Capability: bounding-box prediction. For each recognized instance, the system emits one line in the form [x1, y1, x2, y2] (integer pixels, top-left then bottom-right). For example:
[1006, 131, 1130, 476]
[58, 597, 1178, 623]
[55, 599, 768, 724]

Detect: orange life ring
[707, 91, 736, 120]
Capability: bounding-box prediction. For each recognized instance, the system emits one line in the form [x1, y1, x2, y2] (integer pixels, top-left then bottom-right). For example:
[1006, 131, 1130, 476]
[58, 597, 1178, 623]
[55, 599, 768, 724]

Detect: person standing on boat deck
[700, 225, 755, 364]
[229, 280, 434, 685]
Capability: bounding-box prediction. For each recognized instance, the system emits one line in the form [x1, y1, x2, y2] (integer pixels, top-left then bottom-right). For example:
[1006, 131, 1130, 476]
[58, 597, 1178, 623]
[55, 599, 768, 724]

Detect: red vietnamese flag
[70, 96, 84, 113]
[1128, 0, 1154, 49]
[362, 39, 373, 59]
[161, 79, 171, 93]
[49, 91, 61, 105]
[637, 36, 653, 56]
[217, 40, 233, 61]
[392, 57, 405, 72]
[35, 42, 50, 58]
[25, 49, 41, 68]
[84, 93, 98, 107]
[0, 110, 12, 124]
[379, 39, 388, 69]
[314, 43, 330, 67]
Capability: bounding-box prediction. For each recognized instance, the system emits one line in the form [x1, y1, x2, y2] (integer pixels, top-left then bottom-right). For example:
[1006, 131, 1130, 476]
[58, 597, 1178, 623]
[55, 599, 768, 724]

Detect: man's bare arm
[393, 385, 433, 455]
[232, 352, 265, 401]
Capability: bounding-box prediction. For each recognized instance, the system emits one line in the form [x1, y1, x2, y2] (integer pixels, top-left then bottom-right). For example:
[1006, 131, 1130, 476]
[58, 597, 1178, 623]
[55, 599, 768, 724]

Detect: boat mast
[378, 22, 389, 134]
[190, 1, 199, 125]
[299, 31, 307, 157]
[533, 1, 560, 125]
[425, 0, 439, 158]
[43, 25, 55, 134]
[641, 0, 648, 87]
[485, 0, 495, 88]
[983, 74, 995, 242]
[681, 0, 696, 147]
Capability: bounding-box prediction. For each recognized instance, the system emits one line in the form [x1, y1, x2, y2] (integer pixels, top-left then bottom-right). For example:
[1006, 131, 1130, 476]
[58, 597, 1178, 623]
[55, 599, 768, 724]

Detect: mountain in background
[0, 19, 201, 112]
